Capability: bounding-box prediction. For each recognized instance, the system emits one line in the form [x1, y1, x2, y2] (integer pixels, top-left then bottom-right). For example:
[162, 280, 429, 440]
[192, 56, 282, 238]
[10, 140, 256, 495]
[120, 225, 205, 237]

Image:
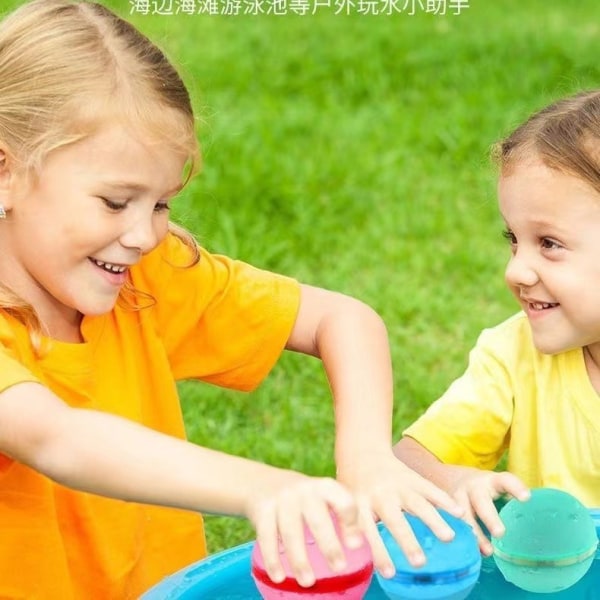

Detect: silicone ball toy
[251, 522, 373, 600]
[375, 510, 481, 600]
[492, 488, 598, 594]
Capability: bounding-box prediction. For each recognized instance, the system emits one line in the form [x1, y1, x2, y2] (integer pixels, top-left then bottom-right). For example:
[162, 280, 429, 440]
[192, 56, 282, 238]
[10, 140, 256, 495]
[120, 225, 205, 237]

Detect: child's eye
[541, 237, 562, 250]
[101, 197, 127, 211]
[502, 228, 516, 244]
[154, 202, 170, 213]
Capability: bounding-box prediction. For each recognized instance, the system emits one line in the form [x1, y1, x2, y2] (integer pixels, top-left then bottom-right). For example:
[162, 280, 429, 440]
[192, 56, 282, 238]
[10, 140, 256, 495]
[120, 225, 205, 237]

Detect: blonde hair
[494, 90, 600, 193]
[0, 0, 201, 346]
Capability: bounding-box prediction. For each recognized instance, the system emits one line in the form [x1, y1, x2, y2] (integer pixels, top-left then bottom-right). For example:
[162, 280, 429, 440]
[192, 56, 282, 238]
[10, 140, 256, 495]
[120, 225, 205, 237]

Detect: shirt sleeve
[131, 233, 301, 391]
[0, 321, 40, 394]
[0, 323, 41, 473]
[403, 323, 515, 470]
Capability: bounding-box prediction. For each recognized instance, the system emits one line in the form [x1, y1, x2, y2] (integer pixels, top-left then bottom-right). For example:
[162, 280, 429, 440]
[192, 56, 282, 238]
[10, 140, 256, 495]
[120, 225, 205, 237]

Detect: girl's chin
[74, 295, 120, 317]
[531, 338, 576, 356]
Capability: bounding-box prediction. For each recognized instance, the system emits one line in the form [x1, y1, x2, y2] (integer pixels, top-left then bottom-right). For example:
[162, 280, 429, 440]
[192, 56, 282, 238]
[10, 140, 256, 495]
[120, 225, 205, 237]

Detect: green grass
[6, 0, 600, 553]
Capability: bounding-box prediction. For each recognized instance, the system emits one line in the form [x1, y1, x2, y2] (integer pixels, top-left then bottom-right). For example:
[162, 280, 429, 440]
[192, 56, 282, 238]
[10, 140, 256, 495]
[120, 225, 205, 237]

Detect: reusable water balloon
[250, 520, 373, 600]
[492, 488, 598, 594]
[375, 510, 481, 600]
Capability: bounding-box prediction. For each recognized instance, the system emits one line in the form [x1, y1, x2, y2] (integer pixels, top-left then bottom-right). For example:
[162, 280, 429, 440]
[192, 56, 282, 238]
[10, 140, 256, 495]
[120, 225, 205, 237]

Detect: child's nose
[119, 215, 160, 254]
[504, 251, 539, 289]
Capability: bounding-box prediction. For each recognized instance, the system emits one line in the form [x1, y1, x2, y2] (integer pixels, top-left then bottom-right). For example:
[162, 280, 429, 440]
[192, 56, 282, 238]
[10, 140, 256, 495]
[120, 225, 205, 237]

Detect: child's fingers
[302, 504, 347, 575]
[470, 472, 530, 540]
[277, 510, 314, 587]
[254, 512, 286, 584]
[452, 488, 493, 555]
[394, 460, 464, 519]
[464, 502, 494, 556]
[392, 496, 457, 543]
[492, 472, 531, 502]
[314, 478, 363, 548]
[276, 477, 359, 587]
[416, 478, 465, 519]
[358, 510, 396, 578]
[372, 508, 427, 570]
[470, 513, 494, 556]
[470, 488, 505, 540]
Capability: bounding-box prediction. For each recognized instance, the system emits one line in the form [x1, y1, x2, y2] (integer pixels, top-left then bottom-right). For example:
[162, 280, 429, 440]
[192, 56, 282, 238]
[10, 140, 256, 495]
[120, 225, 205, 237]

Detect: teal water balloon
[376, 510, 481, 600]
[492, 488, 598, 594]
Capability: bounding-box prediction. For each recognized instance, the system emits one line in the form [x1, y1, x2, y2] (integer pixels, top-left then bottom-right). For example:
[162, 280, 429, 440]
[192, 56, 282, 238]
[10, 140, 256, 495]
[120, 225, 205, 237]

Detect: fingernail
[270, 569, 284, 583]
[332, 558, 346, 572]
[299, 572, 315, 587]
[410, 552, 426, 567]
[382, 565, 395, 578]
[492, 526, 505, 537]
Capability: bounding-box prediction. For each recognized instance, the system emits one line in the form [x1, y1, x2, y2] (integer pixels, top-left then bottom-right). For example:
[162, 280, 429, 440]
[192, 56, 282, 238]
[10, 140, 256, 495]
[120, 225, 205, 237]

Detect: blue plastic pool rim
[141, 541, 255, 599]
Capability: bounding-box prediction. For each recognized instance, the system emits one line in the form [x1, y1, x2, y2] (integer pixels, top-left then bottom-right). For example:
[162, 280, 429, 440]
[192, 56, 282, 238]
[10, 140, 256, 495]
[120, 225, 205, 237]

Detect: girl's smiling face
[500, 159, 600, 356]
[0, 125, 187, 337]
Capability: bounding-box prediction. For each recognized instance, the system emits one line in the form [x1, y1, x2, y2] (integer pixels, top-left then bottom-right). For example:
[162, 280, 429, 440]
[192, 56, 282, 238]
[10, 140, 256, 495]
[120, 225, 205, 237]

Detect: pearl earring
[0, 204, 6, 219]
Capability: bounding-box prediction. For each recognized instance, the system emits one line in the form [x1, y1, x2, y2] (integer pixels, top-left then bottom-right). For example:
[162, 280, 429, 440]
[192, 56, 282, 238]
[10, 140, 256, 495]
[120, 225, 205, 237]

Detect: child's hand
[337, 451, 465, 577]
[244, 475, 365, 588]
[448, 466, 530, 555]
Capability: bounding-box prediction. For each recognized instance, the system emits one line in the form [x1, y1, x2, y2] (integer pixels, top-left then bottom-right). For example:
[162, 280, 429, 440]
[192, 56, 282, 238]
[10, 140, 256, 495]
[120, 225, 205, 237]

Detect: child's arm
[0, 381, 364, 588]
[286, 284, 464, 575]
[394, 436, 530, 554]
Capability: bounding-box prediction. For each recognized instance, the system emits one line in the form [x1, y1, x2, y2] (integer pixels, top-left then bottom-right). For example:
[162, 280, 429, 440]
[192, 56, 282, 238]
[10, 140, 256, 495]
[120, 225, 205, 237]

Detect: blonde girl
[0, 1, 459, 597]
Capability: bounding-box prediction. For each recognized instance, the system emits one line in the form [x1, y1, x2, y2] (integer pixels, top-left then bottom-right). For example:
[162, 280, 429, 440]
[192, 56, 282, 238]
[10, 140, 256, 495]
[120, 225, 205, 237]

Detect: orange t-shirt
[0, 233, 301, 599]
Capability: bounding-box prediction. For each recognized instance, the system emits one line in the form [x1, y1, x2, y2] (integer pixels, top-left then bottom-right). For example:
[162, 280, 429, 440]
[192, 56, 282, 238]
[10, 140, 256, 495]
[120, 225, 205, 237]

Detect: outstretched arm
[0, 381, 363, 588]
[394, 436, 530, 555]
[286, 284, 464, 575]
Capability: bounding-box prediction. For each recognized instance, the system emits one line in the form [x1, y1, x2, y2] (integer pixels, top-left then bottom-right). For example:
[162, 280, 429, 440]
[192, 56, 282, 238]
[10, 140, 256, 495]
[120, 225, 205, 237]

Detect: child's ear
[0, 147, 17, 210]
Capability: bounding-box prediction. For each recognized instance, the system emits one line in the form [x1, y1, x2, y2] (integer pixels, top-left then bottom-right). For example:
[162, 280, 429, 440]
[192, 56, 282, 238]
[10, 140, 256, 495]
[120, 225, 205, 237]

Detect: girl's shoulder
[477, 311, 532, 349]
[474, 311, 548, 373]
[476, 312, 581, 374]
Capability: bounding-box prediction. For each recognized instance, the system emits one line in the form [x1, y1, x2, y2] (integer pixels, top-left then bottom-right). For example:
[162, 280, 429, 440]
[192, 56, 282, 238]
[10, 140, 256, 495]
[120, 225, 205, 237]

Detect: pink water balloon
[251, 519, 373, 600]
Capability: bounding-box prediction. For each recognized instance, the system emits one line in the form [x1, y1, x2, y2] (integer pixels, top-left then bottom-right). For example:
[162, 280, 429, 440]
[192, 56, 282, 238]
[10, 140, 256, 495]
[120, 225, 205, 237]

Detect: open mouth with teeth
[530, 302, 559, 311]
[89, 258, 127, 274]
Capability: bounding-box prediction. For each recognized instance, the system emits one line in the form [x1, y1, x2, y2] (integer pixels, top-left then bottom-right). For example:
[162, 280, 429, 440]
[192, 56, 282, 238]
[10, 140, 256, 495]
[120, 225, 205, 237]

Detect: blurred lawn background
[6, 0, 600, 553]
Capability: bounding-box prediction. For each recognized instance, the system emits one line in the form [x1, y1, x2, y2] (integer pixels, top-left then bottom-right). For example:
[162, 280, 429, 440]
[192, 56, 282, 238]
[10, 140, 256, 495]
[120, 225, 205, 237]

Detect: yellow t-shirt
[404, 312, 600, 507]
[0, 233, 301, 599]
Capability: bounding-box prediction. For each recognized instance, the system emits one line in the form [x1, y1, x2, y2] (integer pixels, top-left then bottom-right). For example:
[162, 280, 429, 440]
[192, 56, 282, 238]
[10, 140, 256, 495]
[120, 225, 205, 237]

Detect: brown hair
[0, 0, 201, 347]
[494, 90, 600, 193]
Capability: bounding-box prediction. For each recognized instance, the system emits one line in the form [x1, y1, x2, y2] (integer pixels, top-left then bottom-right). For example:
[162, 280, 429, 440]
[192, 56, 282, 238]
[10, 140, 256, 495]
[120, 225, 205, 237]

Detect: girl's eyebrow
[102, 180, 183, 197]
